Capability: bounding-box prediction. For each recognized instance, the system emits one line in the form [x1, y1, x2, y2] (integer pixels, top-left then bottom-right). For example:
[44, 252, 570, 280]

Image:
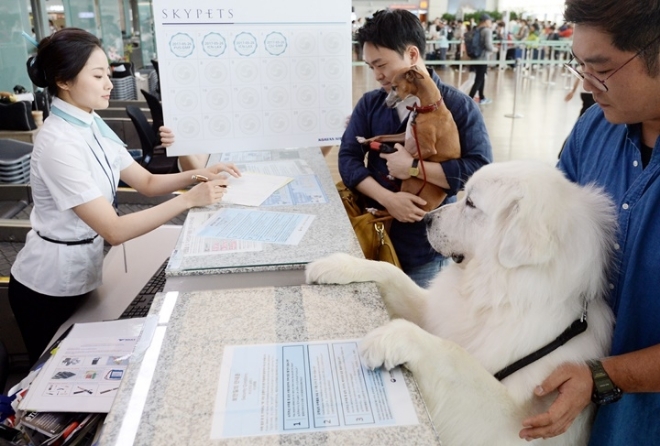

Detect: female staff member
[9, 28, 240, 366]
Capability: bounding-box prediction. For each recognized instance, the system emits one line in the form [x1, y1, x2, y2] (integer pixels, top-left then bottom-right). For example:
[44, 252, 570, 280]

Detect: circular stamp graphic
[265, 59, 288, 83]
[202, 33, 227, 57]
[236, 86, 261, 109]
[206, 88, 231, 111]
[207, 115, 232, 137]
[233, 32, 258, 56]
[267, 111, 290, 133]
[176, 116, 201, 137]
[266, 86, 289, 108]
[169, 33, 195, 58]
[264, 32, 287, 56]
[296, 85, 317, 107]
[295, 59, 317, 82]
[322, 32, 343, 54]
[323, 85, 344, 105]
[171, 61, 197, 84]
[234, 60, 259, 83]
[324, 109, 344, 130]
[325, 58, 343, 80]
[238, 113, 262, 135]
[294, 32, 316, 54]
[296, 110, 317, 132]
[204, 61, 229, 83]
[175, 90, 199, 111]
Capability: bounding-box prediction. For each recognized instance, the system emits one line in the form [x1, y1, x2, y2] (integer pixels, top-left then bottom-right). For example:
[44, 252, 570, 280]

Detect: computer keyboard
[118, 259, 168, 319]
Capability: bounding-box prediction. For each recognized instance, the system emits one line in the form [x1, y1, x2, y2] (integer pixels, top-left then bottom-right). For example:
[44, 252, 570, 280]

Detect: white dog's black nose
[451, 254, 465, 264]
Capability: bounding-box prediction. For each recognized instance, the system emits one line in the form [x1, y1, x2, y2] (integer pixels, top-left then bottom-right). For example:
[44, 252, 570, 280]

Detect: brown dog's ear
[405, 66, 425, 82]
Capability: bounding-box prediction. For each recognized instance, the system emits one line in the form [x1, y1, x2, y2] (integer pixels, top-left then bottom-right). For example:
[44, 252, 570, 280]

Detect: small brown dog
[358, 66, 461, 211]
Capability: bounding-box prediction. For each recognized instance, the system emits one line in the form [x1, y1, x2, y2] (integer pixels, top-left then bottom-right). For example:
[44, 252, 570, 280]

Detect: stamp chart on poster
[153, 0, 352, 156]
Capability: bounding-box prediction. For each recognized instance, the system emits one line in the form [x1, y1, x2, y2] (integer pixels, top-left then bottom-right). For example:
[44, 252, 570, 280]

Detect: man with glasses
[519, 1, 660, 444]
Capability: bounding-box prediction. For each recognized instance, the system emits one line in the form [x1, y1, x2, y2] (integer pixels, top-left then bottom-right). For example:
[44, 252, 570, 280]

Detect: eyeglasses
[564, 36, 660, 92]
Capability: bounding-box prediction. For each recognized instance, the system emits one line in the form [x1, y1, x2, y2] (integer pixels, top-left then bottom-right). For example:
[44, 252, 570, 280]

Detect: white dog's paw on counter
[359, 319, 422, 370]
[305, 252, 374, 285]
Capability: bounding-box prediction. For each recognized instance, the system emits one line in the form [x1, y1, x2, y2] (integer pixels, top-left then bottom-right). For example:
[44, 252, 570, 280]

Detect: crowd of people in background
[353, 14, 576, 64]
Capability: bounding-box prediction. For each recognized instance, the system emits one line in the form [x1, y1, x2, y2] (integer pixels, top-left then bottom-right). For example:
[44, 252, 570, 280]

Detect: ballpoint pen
[191, 175, 228, 187]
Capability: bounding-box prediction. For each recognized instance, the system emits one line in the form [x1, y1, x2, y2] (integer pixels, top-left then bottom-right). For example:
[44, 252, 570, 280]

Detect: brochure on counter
[19, 319, 148, 413]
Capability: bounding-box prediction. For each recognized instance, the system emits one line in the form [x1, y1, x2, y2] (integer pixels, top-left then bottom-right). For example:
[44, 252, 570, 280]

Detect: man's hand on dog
[381, 143, 415, 179]
[519, 362, 593, 441]
[381, 192, 427, 222]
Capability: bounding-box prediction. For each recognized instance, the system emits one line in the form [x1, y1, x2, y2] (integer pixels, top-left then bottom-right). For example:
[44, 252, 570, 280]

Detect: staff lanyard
[87, 132, 118, 210]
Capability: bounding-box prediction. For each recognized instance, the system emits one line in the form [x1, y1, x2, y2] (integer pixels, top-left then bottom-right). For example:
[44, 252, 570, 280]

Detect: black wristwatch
[587, 359, 622, 405]
[409, 159, 420, 177]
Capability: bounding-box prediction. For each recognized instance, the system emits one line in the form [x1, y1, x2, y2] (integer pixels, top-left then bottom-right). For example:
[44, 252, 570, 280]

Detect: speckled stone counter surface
[98, 283, 440, 445]
[166, 147, 362, 277]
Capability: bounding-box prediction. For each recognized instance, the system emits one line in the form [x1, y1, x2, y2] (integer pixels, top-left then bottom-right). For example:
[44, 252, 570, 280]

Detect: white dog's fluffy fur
[306, 161, 617, 445]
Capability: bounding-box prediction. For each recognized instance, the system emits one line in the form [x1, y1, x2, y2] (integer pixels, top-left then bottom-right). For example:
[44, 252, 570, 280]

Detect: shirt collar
[51, 97, 95, 126]
[50, 97, 126, 147]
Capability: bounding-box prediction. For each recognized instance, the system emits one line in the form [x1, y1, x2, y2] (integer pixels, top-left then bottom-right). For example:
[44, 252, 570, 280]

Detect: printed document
[197, 208, 315, 245]
[179, 210, 264, 257]
[211, 340, 418, 438]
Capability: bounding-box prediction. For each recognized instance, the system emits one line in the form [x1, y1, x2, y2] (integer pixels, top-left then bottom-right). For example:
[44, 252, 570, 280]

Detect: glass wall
[0, 0, 32, 91]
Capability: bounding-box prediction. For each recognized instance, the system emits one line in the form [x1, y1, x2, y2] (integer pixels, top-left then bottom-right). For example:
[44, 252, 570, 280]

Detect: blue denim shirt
[559, 106, 660, 445]
[339, 70, 492, 270]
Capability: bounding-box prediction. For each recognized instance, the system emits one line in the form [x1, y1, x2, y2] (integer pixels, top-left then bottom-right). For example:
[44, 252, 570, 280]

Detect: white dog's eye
[465, 197, 476, 208]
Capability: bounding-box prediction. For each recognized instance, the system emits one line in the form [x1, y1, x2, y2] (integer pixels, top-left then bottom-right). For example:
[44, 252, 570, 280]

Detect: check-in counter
[164, 147, 362, 292]
[98, 283, 440, 445]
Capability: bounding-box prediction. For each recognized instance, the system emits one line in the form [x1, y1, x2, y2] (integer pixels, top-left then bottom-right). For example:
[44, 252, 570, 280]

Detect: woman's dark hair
[356, 9, 427, 58]
[26, 28, 103, 97]
[565, 0, 660, 76]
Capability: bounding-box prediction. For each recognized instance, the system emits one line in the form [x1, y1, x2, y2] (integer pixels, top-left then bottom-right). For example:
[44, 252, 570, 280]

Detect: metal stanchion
[505, 58, 524, 119]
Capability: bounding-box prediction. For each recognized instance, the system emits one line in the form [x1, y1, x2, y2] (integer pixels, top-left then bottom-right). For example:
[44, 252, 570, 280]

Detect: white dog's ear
[498, 201, 557, 268]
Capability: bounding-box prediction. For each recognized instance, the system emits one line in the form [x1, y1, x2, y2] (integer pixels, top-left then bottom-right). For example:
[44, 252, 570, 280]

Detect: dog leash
[406, 99, 444, 197]
[493, 303, 589, 381]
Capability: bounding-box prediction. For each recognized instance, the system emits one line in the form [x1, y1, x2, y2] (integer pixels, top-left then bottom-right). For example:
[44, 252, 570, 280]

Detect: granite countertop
[98, 283, 440, 445]
[166, 147, 362, 278]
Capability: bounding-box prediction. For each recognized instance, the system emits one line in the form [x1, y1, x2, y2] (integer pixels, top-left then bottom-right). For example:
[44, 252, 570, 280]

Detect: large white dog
[306, 161, 617, 445]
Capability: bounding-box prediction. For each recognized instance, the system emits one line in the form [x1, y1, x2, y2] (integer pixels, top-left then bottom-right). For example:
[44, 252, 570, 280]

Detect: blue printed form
[211, 341, 418, 439]
[196, 208, 315, 245]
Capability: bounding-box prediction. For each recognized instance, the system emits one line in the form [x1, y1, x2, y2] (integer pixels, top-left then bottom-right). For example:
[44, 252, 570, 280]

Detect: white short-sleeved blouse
[11, 98, 134, 296]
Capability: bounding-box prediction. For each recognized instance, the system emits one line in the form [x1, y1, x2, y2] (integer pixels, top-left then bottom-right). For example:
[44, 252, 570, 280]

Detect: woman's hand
[184, 179, 228, 208]
[159, 126, 175, 147]
[206, 163, 242, 179]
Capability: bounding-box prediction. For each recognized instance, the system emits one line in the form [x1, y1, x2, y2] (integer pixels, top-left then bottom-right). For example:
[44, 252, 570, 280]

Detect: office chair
[141, 89, 164, 134]
[125, 105, 178, 175]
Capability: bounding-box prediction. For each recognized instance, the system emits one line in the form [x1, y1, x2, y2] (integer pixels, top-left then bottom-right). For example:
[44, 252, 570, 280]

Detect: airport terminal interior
[0, 0, 589, 443]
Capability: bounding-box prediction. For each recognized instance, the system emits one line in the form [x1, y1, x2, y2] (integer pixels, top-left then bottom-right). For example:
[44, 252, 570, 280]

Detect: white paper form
[19, 319, 146, 413]
[211, 340, 418, 439]
[222, 171, 293, 207]
[179, 209, 263, 256]
[224, 158, 327, 206]
[152, 0, 352, 156]
[197, 208, 315, 245]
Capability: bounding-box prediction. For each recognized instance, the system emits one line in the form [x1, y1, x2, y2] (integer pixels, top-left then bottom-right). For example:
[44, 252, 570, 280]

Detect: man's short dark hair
[356, 9, 427, 58]
[565, 0, 660, 76]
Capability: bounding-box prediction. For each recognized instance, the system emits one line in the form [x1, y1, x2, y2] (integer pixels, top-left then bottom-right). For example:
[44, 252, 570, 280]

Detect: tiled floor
[324, 63, 584, 183]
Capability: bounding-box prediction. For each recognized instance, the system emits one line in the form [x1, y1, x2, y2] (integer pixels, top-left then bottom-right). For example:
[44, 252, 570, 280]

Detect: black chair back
[141, 89, 164, 132]
[125, 105, 178, 174]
